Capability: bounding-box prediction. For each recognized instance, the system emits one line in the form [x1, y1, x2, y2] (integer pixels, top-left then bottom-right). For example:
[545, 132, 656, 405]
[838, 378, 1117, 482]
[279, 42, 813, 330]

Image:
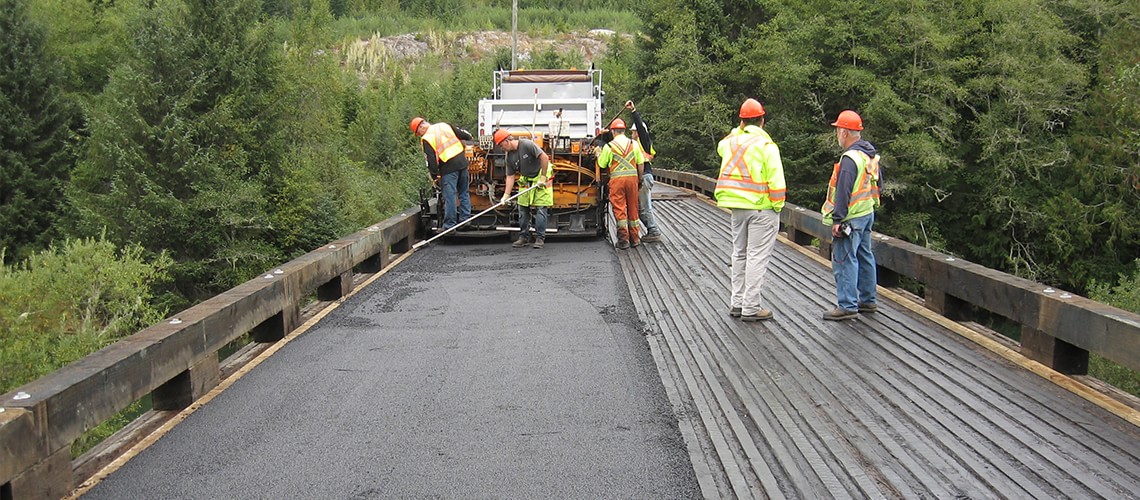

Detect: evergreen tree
[0, 0, 78, 262]
[69, 0, 285, 300]
[1059, 9, 1140, 286]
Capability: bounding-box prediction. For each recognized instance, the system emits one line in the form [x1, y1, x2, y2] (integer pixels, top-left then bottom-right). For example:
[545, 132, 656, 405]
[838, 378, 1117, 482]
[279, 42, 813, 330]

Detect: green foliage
[1059, 8, 1140, 286]
[68, 0, 287, 299]
[1088, 260, 1140, 315]
[0, 0, 80, 263]
[0, 237, 171, 394]
[530, 44, 584, 70]
[632, 0, 1134, 292]
[635, 5, 731, 174]
[27, 0, 137, 96]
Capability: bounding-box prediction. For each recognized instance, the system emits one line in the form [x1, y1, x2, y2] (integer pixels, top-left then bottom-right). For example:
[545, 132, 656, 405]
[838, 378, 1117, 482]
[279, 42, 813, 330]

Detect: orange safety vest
[822, 150, 881, 224]
[422, 123, 464, 163]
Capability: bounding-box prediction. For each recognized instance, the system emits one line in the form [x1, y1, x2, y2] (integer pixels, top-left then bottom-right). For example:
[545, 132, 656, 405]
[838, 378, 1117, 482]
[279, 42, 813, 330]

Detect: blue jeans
[440, 169, 471, 229]
[638, 173, 660, 233]
[519, 205, 548, 239]
[831, 212, 878, 311]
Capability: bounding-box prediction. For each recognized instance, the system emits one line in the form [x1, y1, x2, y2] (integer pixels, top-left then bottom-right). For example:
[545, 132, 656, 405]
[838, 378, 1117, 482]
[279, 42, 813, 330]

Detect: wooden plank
[638, 196, 1140, 497]
[653, 169, 1140, 374]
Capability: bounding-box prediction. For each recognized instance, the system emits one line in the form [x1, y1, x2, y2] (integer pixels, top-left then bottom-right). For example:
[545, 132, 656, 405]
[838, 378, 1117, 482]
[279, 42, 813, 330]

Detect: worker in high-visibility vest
[411, 117, 473, 230]
[714, 98, 786, 322]
[625, 100, 664, 243]
[596, 118, 645, 249]
[821, 110, 882, 321]
[495, 129, 553, 249]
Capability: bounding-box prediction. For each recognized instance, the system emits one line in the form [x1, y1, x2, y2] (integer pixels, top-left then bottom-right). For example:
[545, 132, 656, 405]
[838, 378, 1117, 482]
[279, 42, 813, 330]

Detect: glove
[432, 175, 440, 188]
[500, 195, 513, 206]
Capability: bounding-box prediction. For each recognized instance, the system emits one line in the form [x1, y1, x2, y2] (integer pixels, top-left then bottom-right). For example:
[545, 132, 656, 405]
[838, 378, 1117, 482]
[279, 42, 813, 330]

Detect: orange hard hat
[831, 110, 863, 131]
[609, 118, 626, 130]
[409, 117, 426, 133]
[739, 98, 765, 118]
[493, 128, 511, 146]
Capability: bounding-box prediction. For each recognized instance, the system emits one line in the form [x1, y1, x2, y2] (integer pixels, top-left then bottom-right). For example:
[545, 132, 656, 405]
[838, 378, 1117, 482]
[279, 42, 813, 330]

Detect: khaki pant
[729, 209, 779, 316]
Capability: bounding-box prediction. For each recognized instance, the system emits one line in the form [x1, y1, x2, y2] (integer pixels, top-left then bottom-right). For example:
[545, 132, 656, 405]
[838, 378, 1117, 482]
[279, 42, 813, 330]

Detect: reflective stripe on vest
[423, 123, 464, 162]
[716, 135, 777, 197]
[822, 150, 881, 221]
[607, 138, 638, 178]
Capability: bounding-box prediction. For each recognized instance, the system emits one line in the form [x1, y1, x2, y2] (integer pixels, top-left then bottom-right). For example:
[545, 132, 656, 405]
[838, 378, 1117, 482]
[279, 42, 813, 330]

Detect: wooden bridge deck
[623, 185, 1140, 499]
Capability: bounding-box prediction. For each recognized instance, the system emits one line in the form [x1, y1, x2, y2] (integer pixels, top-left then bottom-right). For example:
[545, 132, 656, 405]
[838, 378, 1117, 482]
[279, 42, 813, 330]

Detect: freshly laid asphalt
[84, 239, 700, 499]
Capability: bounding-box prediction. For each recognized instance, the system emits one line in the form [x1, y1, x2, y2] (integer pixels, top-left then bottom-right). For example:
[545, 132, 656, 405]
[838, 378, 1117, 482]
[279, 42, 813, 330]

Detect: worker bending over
[495, 129, 553, 249]
[410, 117, 473, 230]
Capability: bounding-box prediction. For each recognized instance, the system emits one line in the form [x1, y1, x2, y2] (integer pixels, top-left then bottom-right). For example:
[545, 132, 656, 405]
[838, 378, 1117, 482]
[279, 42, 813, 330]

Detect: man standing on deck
[626, 100, 664, 243]
[597, 118, 645, 249]
[715, 98, 786, 322]
[821, 110, 881, 321]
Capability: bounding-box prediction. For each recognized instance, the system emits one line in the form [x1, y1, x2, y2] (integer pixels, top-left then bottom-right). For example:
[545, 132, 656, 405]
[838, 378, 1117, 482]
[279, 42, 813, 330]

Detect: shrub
[0, 237, 171, 394]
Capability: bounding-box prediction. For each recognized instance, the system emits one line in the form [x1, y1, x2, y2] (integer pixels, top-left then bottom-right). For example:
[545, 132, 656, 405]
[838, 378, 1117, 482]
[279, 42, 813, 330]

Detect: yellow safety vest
[422, 123, 464, 163]
[822, 150, 881, 224]
[714, 126, 786, 211]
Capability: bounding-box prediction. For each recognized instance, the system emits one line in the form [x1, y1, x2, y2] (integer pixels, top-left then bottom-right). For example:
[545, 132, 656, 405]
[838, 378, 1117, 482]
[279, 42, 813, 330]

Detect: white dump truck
[421, 68, 611, 238]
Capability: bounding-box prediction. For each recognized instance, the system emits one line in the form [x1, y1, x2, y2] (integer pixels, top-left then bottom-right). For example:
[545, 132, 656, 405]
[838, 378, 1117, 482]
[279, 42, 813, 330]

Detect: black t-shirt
[506, 139, 544, 178]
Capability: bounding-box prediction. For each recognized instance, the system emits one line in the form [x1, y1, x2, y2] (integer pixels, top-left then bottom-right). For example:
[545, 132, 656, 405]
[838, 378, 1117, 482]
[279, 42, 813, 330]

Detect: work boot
[858, 302, 879, 313]
[630, 238, 640, 248]
[616, 239, 630, 250]
[823, 308, 858, 321]
[641, 231, 663, 243]
[512, 236, 529, 248]
[532, 238, 545, 249]
[741, 309, 774, 322]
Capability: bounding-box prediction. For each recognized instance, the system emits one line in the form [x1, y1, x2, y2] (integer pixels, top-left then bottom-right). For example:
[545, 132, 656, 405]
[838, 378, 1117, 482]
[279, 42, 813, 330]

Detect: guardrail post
[1021, 327, 1090, 375]
[924, 288, 968, 320]
[317, 271, 353, 301]
[1, 408, 72, 500]
[152, 355, 221, 411]
[8, 447, 71, 500]
[252, 305, 300, 343]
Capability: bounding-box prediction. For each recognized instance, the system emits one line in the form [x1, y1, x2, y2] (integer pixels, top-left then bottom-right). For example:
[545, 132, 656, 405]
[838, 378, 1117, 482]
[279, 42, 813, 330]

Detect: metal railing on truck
[0, 208, 422, 499]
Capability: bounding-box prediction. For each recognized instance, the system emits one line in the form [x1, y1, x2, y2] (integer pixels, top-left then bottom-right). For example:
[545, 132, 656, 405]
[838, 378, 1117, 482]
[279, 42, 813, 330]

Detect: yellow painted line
[68, 250, 416, 498]
[777, 231, 1140, 428]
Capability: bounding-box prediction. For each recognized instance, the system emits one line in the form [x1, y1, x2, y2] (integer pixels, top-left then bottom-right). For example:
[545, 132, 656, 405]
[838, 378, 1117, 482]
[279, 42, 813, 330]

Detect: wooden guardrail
[653, 169, 1140, 376]
[0, 208, 422, 499]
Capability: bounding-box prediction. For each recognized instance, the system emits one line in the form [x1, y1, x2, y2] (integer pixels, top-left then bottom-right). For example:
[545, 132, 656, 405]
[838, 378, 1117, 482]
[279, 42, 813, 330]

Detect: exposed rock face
[344, 30, 629, 78]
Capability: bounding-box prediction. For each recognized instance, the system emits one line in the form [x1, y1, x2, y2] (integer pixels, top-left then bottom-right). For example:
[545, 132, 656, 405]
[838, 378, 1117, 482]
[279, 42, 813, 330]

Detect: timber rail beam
[654, 168, 1140, 376]
[0, 208, 421, 499]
